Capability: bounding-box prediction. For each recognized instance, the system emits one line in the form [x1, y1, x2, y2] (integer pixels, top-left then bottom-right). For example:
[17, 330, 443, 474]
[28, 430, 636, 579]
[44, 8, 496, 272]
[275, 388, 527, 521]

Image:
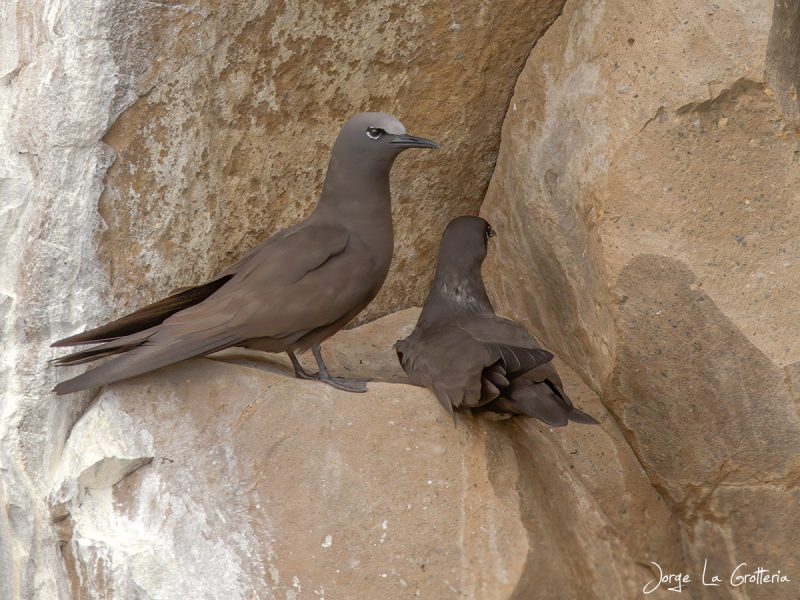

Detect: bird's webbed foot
[310, 345, 368, 394]
[317, 373, 367, 393]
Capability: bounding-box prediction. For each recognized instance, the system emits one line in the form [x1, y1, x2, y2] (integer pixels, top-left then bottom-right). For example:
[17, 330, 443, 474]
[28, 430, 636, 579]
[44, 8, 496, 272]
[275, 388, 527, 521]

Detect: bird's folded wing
[454, 314, 553, 375]
[155, 223, 375, 343]
[52, 275, 235, 347]
[455, 314, 540, 347]
[522, 361, 565, 389]
[53, 224, 364, 395]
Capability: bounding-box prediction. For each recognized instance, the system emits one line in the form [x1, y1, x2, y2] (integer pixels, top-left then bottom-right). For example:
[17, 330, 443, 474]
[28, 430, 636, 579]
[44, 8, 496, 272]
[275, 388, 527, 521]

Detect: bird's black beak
[390, 134, 440, 149]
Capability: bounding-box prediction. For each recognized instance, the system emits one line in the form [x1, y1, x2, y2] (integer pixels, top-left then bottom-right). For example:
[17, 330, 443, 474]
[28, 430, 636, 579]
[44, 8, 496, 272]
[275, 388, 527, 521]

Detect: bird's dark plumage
[395, 216, 598, 426]
[52, 112, 438, 395]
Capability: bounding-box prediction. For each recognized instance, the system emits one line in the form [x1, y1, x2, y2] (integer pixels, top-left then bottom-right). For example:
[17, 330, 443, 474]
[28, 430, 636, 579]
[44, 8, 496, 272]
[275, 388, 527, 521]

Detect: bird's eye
[485, 225, 496, 240]
[366, 127, 385, 140]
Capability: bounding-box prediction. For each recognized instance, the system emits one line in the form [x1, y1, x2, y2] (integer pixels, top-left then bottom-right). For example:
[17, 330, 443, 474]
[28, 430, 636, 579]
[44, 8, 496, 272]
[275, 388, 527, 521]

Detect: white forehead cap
[369, 112, 406, 135]
[339, 112, 408, 141]
[344, 112, 407, 135]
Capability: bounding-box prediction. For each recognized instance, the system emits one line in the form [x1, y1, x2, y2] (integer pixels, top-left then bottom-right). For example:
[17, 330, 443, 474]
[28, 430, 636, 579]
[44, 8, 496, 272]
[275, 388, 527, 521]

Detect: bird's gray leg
[287, 351, 318, 380]
[312, 345, 367, 393]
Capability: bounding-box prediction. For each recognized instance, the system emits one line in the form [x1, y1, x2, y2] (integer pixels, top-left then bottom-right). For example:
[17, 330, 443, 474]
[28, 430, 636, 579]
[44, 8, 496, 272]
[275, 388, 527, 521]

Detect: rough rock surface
[4, 0, 797, 597]
[481, 0, 800, 598]
[2, 1, 133, 598]
[94, 0, 567, 324]
[1, 2, 565, 598]
[52, 310, 683, 599]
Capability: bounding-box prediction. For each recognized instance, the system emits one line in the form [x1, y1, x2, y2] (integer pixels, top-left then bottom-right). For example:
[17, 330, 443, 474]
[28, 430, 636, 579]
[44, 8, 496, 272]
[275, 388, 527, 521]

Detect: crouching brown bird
[395, 216, 598, 426]
[52, 112, 438, 395]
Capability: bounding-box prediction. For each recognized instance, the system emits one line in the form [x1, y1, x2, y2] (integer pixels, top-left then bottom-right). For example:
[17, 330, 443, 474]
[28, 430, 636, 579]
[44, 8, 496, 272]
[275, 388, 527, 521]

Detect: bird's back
[397, 312, 597, 425]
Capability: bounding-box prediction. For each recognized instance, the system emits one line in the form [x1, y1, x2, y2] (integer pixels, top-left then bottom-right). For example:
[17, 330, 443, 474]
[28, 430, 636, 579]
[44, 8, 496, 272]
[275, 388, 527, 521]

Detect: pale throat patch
[439, 281, 485, 312]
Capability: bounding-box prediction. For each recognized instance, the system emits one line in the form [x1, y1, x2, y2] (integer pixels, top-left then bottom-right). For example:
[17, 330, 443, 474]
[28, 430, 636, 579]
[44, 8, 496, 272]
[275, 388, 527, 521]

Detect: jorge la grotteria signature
[643, 560, 791, 594]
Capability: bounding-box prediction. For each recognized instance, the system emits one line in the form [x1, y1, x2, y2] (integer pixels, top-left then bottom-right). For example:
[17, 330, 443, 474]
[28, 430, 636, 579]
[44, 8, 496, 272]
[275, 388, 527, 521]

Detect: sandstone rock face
[4, 0, 796, 597]
[2, 2, 565, 597]
[482, 0, 800, 597]
[52, 310, 683, 600]
[94, 0, 567, 323]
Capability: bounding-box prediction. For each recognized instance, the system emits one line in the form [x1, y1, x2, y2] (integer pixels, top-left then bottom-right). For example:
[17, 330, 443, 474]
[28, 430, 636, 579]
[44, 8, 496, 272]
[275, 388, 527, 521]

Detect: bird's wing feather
[455, 315, 553, 376]
[524, 362, 564, 388]
[455, 314, 541, 348]
[213, 223, 302, 279]
[51, 327, 158, 366]
[147, 223, 375, 343]
[53, 223, 369, 394]
[490, 365, 598, 425]
[51, 275, 234, 347]
[225, 223, 352, 288]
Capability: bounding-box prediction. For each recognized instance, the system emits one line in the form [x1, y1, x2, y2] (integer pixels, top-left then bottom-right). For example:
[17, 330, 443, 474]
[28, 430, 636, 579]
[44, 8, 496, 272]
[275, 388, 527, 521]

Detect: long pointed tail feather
[568, 407, 600, 425]
[52, 275, 233, 347]
[50, 328, 157, 366]
[487, 377, 598, 427]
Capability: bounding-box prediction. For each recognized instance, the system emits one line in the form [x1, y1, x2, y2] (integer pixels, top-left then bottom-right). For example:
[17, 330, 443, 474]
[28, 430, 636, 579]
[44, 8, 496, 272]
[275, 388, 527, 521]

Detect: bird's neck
[418, 263, 494, 327]
[319, 151, 394, 202]
[315, 152, 395, 262]
[317, 153, 394, 219]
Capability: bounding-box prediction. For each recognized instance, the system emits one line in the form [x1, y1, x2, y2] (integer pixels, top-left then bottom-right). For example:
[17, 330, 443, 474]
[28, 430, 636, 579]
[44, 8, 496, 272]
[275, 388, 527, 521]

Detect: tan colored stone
[52, 311, 682, 599]
[481, 0, 800, 597]
[607, 256, 800, 599]
[603, 81, 800, 370]
[95, 0, 567, 326]
[608, 257, 800, 491]
[482, 0, 800, 385]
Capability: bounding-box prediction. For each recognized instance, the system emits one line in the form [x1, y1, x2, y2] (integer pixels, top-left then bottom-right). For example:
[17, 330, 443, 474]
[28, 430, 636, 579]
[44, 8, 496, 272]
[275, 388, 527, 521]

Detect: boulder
[51, 310, 682, 599]
[0, 3, 566, 596]
[481, 0, 800, 597]
[4, 0, 795, 596]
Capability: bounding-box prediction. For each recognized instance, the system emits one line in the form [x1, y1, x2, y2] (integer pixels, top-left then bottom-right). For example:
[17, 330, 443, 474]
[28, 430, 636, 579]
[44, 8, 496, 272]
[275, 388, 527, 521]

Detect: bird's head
[332, 112, 439, 165]
[439, 216, 496, 267]
[420, 215, 496, 321]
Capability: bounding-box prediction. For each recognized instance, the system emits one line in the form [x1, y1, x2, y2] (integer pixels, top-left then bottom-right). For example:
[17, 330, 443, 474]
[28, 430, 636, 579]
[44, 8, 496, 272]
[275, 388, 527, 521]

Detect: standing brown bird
[395, 216, 598, 426]
[52, 112, 438, 395]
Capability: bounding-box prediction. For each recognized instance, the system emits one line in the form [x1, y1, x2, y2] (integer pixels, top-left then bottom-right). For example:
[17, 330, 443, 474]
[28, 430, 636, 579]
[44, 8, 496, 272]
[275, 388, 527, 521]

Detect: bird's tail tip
[50, 333, 88, 348]
[52, 375, 90, 396]
[52, 382, 74, 396]
[568, 407, 600, 425]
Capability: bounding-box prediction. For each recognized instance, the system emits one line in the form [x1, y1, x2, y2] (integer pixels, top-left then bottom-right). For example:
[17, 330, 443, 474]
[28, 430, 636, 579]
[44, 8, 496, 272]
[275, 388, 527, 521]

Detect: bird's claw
[291, 346, 367, 392]
[293, 367, 319, 381]
[292, 365, 367, 393]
